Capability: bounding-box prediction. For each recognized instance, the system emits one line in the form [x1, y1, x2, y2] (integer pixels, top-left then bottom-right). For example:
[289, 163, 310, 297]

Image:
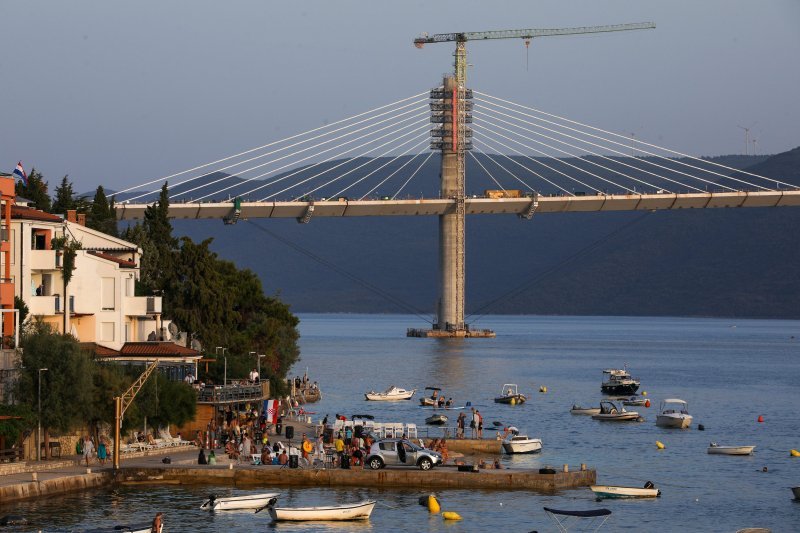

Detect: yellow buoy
[539, 386, 547, 393]
[642, 391, 647, 396]
[442, 511, 462, 521]
[656, 441, 665, 450]
[427, 495, 440, 514]
[510, 398, 516, 405]
[790, 449, 800, 457]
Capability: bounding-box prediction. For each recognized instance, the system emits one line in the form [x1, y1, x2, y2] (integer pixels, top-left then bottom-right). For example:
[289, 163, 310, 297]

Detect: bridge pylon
[407, 75, 494, 339]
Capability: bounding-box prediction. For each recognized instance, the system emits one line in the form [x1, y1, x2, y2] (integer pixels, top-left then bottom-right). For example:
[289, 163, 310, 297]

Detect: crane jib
[415, 23, 655, 45]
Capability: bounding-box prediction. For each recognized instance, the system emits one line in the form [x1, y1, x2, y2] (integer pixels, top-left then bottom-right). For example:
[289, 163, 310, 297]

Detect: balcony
[30, 250, 58, 271]
[124, 295, 162, 317]
[29, 295, 57, 315]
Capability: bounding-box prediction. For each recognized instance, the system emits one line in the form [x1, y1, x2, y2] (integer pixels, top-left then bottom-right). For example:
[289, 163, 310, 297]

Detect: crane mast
[413, 22, 655, 337]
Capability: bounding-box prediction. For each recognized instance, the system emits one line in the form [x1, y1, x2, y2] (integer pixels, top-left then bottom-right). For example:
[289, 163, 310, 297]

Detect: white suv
[365, 438, 442, 471]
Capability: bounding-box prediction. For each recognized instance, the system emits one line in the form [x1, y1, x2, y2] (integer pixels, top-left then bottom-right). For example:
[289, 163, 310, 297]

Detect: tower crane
[413, 22, 656, 86]
[411, 22, 655, 337]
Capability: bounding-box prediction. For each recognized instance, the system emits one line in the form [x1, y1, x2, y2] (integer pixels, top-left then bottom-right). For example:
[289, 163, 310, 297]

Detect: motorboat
[425, 414, 448, 425]
[419, 386, 442, 406]
[656, 399, 693, 429]
[364, 385, 416, 401]
[601, 367, 640, 395]
[570, 404, 601, 415]
[200, 492, 280, 511]
[623, 396, 649, 407]
[502, 430, 543, 454]
[707, 443, 756, 455]
[494, 383, 527, 404]
[265, 499, 376, 521]
[590, 482, 661, 499]
[591, 400, 641, 422]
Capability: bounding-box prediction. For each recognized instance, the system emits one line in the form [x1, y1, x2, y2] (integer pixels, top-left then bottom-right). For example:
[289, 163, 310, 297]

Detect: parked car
[365, 438, 442, 471]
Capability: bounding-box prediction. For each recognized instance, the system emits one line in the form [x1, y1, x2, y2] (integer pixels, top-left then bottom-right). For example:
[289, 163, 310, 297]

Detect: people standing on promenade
[334, 433, 345, 465]
[97, 438, 107, 466]
[152, 512, 163, 533]
[476, 409, 483, 439]
[456, 412, 466, 439]
[344, 426, 353, 446]
[82, 435, 94, 467]
[470, 407, 478, 438]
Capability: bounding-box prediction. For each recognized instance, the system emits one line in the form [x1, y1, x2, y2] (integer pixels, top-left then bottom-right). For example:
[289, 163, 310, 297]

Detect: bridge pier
[409, 75, 494, 339]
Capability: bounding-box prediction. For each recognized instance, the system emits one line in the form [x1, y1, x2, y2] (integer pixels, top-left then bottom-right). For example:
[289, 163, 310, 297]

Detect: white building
[11, 206, 162, 350]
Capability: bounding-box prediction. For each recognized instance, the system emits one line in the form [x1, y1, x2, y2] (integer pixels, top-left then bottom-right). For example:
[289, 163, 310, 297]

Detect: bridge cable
[471, 138, 570, 195]
[467, 150, 508, 191]
[474, 92, 790, 190]
[329, 137, 431, 199]
[361, 150, 429, 200]
[248, 117, 430, 201]
[475, 119, 645, 194]
[469, 146, 538, 194]
[245, 220, 435, 324]
[465, 211, 653, 322]
[474, 105, 698, 193]
[190, 104, 430, 201]
[392, 152, 436, 199]
[278, 123, 432, 201]
[115, 91, 429, 198]
[471, 128, 599, 194]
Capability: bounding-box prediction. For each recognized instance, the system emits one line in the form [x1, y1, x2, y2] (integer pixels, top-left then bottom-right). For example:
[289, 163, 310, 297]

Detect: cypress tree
[15, 168, 51, 212]
[51, 175, 77, 216]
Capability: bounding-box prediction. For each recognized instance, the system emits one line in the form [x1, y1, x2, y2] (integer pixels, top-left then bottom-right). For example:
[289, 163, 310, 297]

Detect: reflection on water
[6, 315, 800, 532]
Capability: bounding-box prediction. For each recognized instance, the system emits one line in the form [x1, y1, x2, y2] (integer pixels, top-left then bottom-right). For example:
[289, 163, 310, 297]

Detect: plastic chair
[405, 423, 418, 439]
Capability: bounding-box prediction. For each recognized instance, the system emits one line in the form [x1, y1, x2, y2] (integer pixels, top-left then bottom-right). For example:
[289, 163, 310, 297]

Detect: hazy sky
[2, 1, 798, 193]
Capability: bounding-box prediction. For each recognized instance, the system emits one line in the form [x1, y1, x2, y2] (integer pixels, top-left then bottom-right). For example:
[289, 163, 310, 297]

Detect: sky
[1, 0, 798, 194]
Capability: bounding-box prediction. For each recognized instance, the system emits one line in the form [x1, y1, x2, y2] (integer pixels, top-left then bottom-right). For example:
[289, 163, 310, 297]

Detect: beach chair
[543, 507, 612, 532]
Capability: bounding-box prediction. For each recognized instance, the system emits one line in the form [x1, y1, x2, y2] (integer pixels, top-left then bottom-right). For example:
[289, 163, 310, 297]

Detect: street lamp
[38, 368, 48, 461]
[258, 354, 265, 383]
[215, 347, 227, 386]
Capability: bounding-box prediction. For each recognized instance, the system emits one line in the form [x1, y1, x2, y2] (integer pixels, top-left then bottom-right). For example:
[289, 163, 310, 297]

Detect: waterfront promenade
[0, 447, 595, 505]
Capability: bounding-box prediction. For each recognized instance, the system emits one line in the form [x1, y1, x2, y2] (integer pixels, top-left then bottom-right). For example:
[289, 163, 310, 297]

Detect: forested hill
[172, 148, 800, 319]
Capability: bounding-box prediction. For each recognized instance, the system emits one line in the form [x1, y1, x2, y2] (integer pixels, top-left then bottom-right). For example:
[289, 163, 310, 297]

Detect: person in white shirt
[249, 369, 259, 383]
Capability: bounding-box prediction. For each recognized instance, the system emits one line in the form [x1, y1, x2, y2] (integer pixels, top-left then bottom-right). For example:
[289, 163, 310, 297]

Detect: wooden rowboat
[200, 492, 280, 511]
[707, 443, 755, 455]
[590, 484, 660, 499]
[266, 500, 376, 521]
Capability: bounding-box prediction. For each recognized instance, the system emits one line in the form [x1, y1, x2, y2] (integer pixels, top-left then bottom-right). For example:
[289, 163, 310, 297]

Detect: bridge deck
[116, 191, 800, 220]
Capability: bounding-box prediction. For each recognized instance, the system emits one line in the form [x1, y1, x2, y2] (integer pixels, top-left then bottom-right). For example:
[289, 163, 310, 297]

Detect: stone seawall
[119, 465, 595, 492]
[0, 471, 113, 504]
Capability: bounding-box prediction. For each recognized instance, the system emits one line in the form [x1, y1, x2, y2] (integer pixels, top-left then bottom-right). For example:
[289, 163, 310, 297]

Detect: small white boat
[266, 499, 376, 521]
[85, 525, 158, 533]
[623, 396, 649, 407]
[590, 482, 660, 499]
[200, 492, 280, 511]
[364, 385, 416, 401]
[570, 404, 601, 415]
[707, 443, 756, 455]
[494, 383, 527, 404]
[656, 399, 693, 429]
[425, 414, 448, 425]
[502, 431, 543, 454]
[592, 400, 641, 422]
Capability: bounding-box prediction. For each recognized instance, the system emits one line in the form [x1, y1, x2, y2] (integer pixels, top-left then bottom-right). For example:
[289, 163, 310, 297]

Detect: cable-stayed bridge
[115, 87, 800, 337]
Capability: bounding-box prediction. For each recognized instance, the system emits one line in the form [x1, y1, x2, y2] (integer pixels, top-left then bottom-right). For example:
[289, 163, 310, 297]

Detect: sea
[8, 314, 800, 532]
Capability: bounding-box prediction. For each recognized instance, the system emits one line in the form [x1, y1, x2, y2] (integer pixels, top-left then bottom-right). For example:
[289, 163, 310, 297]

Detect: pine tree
[141, 183, 177, 294]
[87, 185, 118, 236]
[51, 175, 77, 216]
[15, 168, 51, 212]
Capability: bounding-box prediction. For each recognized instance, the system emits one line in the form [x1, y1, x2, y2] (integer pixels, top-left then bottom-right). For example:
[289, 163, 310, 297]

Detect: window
[101, 322, 115, 342]
[101, 277, 115, 310]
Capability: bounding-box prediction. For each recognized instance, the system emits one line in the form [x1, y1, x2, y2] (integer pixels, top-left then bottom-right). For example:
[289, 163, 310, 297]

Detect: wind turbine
[737, 122, 757, 155]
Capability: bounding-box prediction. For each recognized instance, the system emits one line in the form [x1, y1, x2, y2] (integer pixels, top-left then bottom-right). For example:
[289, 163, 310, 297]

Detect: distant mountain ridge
[152, 148, 799, 319]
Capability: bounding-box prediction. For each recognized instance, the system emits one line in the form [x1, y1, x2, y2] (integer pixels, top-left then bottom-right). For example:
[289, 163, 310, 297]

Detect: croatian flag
[12, 162, 27, 186]
[264, 399, 280, 424]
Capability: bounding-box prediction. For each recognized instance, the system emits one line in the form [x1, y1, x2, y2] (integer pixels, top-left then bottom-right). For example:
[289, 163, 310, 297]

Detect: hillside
[168, 148, 800, 319]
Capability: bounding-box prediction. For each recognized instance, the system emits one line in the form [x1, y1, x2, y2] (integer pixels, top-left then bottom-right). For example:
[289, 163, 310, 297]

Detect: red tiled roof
[11, 205, 63, 222]
[80, 342, 121, 357]
[120, 342, 201, 357]
[87, 250, 136, 268]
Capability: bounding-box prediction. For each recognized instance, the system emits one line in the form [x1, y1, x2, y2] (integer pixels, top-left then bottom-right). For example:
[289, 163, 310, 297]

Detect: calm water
[7, 315, 800, 532]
